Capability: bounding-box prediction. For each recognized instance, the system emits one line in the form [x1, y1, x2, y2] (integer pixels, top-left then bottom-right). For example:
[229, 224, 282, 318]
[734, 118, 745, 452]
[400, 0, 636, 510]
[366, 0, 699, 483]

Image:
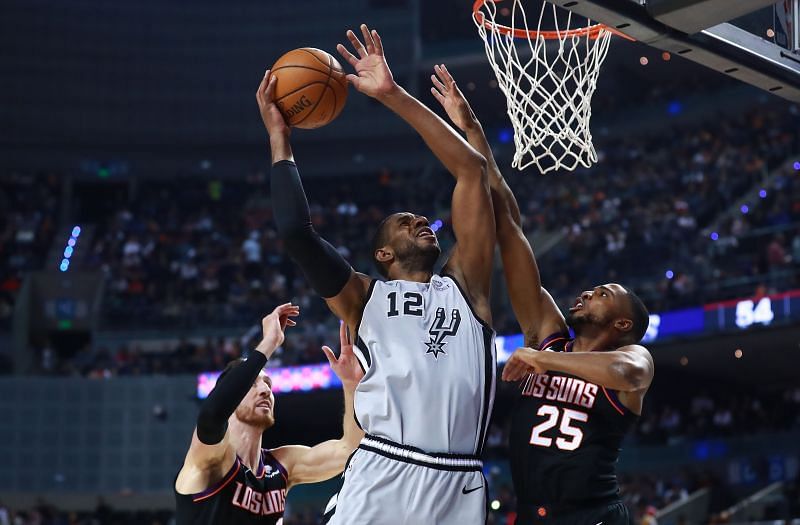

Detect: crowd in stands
[0, 105, 797, 364]
[82, 103, 799, 335]
[2, 101, 794, 374]
[0, 173, 60, 331]
[634, 386, 800, 445]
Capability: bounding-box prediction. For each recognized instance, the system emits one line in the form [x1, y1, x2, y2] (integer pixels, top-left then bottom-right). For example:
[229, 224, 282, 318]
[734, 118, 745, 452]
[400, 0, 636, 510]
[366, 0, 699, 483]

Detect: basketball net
[473, 0, 613, 173]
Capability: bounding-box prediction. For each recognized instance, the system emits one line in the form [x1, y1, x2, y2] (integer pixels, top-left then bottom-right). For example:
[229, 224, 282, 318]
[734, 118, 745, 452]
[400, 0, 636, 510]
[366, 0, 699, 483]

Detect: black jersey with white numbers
[509, 333, 638, 517]
[175, 449, 288, 525]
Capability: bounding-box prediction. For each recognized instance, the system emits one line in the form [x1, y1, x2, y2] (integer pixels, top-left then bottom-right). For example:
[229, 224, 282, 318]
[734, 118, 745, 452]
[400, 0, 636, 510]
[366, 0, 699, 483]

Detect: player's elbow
[196, 407, 228, 445]
[612, 359, 649, 391]
[455, 152, 488, 183]
[276, 219, 315, 243]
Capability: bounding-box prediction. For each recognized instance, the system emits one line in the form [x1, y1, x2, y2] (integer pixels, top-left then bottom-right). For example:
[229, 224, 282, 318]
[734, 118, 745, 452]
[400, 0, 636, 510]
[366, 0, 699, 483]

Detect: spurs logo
[425, 307, 461, 359]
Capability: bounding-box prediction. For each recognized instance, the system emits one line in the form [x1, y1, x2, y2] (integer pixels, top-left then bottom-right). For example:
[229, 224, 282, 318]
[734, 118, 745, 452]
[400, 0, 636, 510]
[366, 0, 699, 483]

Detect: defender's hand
[502, 347, 546, 382]
[322, 322, 364, 390]
[336, 24, 398, 100]
[430, 64, 478, 133]
[256, 70, 291, 138]
[255, 303, 300, 357]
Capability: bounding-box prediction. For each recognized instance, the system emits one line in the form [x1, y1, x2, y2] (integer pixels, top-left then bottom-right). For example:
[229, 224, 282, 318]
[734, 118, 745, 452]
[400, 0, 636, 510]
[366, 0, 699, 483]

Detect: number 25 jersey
[353, 275, 496, 455]
[509, 333, 639, 508]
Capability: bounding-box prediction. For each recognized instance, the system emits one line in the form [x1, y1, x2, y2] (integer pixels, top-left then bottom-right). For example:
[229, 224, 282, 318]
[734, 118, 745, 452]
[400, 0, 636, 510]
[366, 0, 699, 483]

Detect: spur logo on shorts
[424, 307, 461, 359]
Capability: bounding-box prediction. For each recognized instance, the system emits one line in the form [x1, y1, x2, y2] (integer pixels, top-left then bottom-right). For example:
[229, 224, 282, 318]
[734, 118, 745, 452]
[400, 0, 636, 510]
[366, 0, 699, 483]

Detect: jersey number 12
[387, 291, 423, 317]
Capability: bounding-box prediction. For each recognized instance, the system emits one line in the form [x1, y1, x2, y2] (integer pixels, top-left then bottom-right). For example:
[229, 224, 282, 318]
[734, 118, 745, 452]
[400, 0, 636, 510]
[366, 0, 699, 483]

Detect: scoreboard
[643, 289, 800, 343]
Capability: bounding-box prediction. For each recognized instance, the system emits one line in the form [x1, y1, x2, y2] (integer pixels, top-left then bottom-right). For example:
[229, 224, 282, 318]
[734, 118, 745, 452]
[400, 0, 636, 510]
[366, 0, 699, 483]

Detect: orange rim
[472, 0, 635, 41]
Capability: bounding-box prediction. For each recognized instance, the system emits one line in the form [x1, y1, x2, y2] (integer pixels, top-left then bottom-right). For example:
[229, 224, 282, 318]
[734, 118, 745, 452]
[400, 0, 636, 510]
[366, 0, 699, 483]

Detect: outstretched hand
[256, 70, 290, 138]
[336, 24, 398, 100]
[255, 303, 300, 358]
[322, 322, 364, 390]
[430, 64, 478, 132]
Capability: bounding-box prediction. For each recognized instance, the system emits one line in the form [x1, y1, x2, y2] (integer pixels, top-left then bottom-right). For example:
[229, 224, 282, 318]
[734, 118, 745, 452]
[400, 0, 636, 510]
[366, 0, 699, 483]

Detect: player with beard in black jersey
[174, 304, 364, 525]
[432, 65, 654, 525]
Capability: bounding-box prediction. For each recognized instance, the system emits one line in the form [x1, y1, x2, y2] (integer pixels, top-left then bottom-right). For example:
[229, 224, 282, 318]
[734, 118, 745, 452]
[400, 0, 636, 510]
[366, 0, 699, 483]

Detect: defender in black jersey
[175, 305, 364, 525]
[432, 66, 654, 525]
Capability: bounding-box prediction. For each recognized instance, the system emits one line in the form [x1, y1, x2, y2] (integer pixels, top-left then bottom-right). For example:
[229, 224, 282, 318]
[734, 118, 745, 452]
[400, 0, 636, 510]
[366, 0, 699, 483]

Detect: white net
[474, 0, 613, 173]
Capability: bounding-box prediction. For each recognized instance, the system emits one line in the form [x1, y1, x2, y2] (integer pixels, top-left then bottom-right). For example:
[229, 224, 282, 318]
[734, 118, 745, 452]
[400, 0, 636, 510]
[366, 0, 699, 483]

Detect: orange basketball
[271, 48, 348, 129]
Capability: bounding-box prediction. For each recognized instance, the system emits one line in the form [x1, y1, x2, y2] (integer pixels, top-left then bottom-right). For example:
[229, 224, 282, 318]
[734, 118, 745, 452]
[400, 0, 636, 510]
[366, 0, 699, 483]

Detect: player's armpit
[324, 272, 373, 330]
[175, 430, 237, 495]
[271, 441, 354, 488]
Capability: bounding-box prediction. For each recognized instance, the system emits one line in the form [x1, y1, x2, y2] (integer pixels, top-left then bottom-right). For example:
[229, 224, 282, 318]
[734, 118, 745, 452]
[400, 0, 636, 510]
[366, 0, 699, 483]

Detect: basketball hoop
[473, 0, 628, 173]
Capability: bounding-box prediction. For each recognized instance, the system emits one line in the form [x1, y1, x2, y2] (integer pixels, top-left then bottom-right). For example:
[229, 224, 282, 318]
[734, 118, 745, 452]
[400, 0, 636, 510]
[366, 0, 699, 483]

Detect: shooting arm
[270, 155, 370, 324]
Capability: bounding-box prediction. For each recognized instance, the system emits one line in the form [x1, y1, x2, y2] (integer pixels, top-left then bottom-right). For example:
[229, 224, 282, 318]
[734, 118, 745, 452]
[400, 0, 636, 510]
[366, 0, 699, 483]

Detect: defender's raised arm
[431, 64, 566, 344]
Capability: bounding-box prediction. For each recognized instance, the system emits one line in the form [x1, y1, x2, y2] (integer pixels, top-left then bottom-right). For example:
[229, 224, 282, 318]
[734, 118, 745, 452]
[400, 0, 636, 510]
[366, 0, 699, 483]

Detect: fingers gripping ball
[270, 48, 348, 129]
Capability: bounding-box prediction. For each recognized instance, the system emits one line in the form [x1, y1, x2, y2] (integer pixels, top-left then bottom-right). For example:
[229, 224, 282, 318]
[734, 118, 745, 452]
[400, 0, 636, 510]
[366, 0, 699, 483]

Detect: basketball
[271, 48, 348, 129]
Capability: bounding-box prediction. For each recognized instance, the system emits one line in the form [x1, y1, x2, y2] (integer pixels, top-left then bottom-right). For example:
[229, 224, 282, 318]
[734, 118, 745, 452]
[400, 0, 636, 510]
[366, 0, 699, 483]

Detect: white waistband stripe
[360, 437, 483, 469]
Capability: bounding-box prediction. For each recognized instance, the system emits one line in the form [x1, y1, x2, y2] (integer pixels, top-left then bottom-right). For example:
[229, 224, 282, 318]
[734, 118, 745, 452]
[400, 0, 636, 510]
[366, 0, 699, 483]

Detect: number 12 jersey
[353, 275, 496, 455]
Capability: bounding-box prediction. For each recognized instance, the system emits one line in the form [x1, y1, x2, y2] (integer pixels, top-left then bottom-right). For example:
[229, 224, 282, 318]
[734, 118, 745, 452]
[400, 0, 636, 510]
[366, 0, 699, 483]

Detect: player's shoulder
[617, 343, 654, 369]
[537, 332, 572, 352]
[261, 447, 292, 480]
[617, 343, 652, 357]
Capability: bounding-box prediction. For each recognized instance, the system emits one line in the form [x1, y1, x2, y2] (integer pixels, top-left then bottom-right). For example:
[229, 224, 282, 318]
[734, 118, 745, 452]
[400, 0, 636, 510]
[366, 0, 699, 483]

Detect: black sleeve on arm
[196, 352, 268, 445]
[270, 160, 352, 298]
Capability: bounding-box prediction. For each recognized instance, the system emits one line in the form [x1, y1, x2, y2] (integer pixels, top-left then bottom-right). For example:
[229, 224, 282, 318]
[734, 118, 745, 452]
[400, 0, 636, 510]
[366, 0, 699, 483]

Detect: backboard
[550, 0, 800, 101]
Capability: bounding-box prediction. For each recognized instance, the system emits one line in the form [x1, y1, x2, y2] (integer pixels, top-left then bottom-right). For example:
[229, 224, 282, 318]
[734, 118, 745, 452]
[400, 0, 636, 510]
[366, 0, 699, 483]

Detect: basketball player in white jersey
[257, 24, 496, 524]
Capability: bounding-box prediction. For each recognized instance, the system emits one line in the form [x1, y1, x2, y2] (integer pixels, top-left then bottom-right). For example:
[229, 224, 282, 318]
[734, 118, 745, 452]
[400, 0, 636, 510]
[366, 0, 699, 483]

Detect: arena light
[497, 128, 513, 144]
[710, 232, 719, 241]
[759, 189, 767, 198]
[740, 205, 749, 214]
[58, 225, 81, 272]
[665, 270, 674, 279]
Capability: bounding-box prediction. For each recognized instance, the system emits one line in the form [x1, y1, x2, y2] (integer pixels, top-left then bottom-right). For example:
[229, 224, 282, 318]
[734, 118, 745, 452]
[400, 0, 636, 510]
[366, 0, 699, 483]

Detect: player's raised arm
[337, 26, 494, 314]
[271, 322, 365, 488]
[431, 64, 567, 345]
[175, 304, 299, 495]
[257, 70, 371, 329]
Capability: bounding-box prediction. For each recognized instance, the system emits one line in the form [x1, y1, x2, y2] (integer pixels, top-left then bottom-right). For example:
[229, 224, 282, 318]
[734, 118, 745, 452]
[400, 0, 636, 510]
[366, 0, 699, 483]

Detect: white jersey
[352, 274, 496, 455]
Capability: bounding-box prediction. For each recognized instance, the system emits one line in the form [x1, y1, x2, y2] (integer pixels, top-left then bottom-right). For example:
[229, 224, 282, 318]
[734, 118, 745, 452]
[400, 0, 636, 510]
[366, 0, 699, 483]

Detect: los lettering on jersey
[175, 451, 288, 525]
[231, 482, 286, 516]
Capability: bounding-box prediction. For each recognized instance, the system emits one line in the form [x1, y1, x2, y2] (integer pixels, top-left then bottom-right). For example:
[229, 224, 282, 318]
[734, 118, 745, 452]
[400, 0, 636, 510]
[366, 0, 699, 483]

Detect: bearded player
[174, 305, 364, 524]
[258, 25, 496, 524]
[432, 65, 654, 525]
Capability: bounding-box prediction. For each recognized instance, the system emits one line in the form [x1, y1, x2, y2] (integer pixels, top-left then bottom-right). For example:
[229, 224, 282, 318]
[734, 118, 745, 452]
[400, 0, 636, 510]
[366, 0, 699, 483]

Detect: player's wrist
[254, 339, 277, 359]
[341, 379, 359, 391]
[375, 83, 405, 106]
[269, 134, 293, 163]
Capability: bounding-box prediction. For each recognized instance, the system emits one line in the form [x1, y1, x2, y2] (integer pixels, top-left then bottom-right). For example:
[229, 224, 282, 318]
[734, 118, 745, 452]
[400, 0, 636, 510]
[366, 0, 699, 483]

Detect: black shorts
[515, 500, 631, 525]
